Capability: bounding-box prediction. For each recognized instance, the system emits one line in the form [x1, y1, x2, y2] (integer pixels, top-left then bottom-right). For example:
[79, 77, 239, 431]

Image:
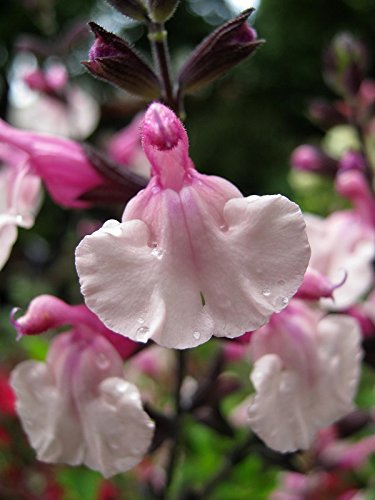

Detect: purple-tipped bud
[178, 9, 262, 94]
[324, 32, 368, 97]
[308, 99, 347, 129]
[105, 0, 149, 22]
[84, 23, 160, 99]
[149, 0, 180, 22]
[290, 145, 337, 176]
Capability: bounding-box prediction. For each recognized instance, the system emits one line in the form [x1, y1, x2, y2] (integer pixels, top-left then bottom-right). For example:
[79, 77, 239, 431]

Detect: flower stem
[148, 22, 177, 112]
[161, 350, 187, 499]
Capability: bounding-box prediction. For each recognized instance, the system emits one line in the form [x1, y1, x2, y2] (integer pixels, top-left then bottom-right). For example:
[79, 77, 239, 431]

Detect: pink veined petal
[10, 360, 85, 465]
[76, 191, 310, 349]
[247, 313, 362, 453]
[78, 377, 155, 478]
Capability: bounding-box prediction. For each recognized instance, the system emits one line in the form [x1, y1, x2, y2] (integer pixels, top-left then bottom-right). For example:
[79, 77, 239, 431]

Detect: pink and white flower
[0, 144, 41, 270]
[76, 103, 310, 349]
[305, 170, 375, 310]
[247, 300, 362, 452]
[10, 295, 154, 477]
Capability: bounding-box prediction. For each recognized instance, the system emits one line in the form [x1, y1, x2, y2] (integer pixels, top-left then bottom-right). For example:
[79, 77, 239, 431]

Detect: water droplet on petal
[262, 289, 271, 297]
[136, 326, 150, 342]
[220, 224, 228, 232]
[97, 352, 110, 370]
[282, 297, 289, 305]
[193, 331, 201, 340]
[137, 317, 145, 324]
[150, 241, 158, 248]
[152, 186, 161, 194]
[115, 381, 128, 394]
[151, 247, 164, 259]
[110, 441, 120, 450]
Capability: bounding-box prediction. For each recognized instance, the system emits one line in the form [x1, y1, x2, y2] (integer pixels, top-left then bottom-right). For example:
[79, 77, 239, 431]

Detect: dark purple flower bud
[308, 99, 347, 129]
[178, 9, 263, 94]
[339, 150, 367, 172]
[84, 22, 160, 99]
[290, 145, 338, 176]
[148, 0, 180, 22]
[105, 0, 150, 22]
[323, 32, 368, 97]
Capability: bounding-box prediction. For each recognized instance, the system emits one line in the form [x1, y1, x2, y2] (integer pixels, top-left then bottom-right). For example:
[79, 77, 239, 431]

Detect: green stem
[161, 350, 187, 499]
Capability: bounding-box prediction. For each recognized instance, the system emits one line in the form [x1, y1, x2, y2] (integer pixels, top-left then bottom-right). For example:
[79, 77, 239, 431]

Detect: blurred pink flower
[305, 170, 375, 310]
[8, 63, 99, 140]
[0, 143, 41, 269]
[107, 113, 151, 178]
[247, 300, 362, 452]
[76, 103, 310, 349]
[0, 120, 109, 208]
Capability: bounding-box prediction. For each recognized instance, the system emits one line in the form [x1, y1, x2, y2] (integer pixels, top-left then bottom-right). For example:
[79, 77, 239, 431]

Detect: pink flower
[107, 114, 150, 178]
[10, 296, 154, 477]
[305, 170, 375, 310]
[247, 300, 362, 452]
[0, 120, 109, 208]
[76, 103, 310, 349]
[8, 63, 99, 140]
[0, 144, 41, 269]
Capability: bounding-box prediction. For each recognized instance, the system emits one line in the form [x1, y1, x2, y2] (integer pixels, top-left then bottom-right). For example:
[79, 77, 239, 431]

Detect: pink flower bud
[11, 295, 140, 359]
[335, 169, 375, 227]
[295, 268, 347, 301]
[290, 145, 337, 175]
[339, 150, 367, 172]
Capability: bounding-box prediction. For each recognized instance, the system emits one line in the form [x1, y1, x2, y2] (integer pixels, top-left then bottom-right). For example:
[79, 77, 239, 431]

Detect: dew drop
[110, 441, 120, 450]
[136, 326, 150, 342]
[115, 381, 128, 394]
[262, 289, 271, 297]
[137, 317, 145, 324]
[281, 297, 289, 305]
[16, 214, 24, 224]
[150, 241, 158, 248]
[151, 247, 164, 259]
[193, 331, 201, 340]
[97, 352, 110, 370]
[220, 224, 228, 232]
[152, 186, 161, 194]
